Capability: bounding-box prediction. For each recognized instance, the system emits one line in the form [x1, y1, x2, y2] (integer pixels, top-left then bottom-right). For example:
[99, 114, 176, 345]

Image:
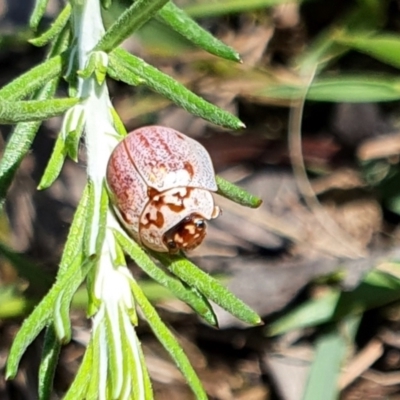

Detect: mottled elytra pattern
[106, 126, 220, 252]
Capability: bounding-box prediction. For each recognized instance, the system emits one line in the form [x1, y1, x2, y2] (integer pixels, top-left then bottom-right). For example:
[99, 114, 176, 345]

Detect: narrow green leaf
[216, 175, 262, 208]
[0, 98, 79, 124]
[96, 0, 170, 53]
[302, 316, 361, 400]
[0, 79, 58, 209]
[158, 2, 240, 62]
[138, 338, 153, 399]
[38, 135, 67, 190]
[184, 0, 300, 18]
[65, 122, 85, 162]
[268, 268, 400, 336]
[156, 253, 262, 325]
[96, 185, 109, 254]
[30, 0, 50, 30]
[130, 279, 208, 400]
[257, 75, 400, 103]
[105, 314, 123, 399]
[296, 0, 389, 73]
[0, 56, 62, 101]
[85, 328, 101, 399]
[63, 339, 94, 400]
[54, 257, 95, 343]
[6, 302, 52, 378]
[267, 290, 341, 336]
[110, 49, 244, 129]
[335, 32, 400, 70]
[6, 253, 94, 378]
[38, 326, 61, 400]
[118, 310, 143, 399]
[110, 107, 127, 137]
[58, 184, 89, 278]
[30, 4, 71, 47]
[115, 230, 218, 326]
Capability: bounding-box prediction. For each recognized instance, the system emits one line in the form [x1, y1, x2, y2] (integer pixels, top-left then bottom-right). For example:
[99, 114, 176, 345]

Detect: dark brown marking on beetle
[141, 210, 165, 229]
[149, 188, 193, 213]
[147, 187, 161, 200]
[183, 162, 194, 178]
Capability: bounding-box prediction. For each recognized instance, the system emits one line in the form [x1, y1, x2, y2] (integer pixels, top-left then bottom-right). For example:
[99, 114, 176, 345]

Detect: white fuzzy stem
[73, 0, 119, 254]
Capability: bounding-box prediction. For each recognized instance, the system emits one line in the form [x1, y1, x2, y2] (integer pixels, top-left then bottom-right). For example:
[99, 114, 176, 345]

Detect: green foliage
[0, 0, 263, 399]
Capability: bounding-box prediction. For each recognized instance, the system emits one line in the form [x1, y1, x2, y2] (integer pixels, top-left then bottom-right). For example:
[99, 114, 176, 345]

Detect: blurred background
[3, 0, 400, 399]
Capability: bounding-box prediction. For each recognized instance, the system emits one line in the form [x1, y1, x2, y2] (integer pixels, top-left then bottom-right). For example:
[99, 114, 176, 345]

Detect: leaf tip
[252, 198, 263, 209]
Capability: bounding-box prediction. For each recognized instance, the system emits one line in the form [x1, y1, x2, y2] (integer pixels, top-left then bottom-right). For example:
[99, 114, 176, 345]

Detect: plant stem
[72, 0, 118, 254]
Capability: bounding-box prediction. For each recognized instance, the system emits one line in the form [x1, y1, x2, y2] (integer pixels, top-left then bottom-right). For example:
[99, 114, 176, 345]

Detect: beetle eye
[166, 240, 178, 252]
[194, 219, 206, 229]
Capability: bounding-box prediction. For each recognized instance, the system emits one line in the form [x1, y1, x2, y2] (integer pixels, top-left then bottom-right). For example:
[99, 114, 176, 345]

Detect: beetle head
[163, 213, 207, 253]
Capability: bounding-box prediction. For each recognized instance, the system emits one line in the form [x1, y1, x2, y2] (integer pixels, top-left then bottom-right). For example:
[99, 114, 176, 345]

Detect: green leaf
[257, 75, 400, 103]
[184, 0, 301, 18]
[58, 184, 89, 278]
[130, 279, 208, 400]
[110, 107, 127, 137]
[335, 32, 400, 70]
[38, 135, 67, 190]
[302, 316, 361, 400]
[118, 308, 152, 399]
[156, 253, 262, 325]
[268, 268, 400, 336]
[85, 328, 101, 399]
[6, 253, 94, 378]
[0, 79, 58, 208]
[216, 175, 262, 208]
[114, 230, 218, 326]
[109, 48, 244, 129]
[105, 314, 124, 399]
[0, 98, 79, 124]
[63, 339, 94, 400]
[54, 257, 95, 342]
[61, 105, 86, 162]
[96, 185, 109, 254]
[158, 2, 240, 62]
[38, 326, 61, 400]
[267, 290, 341, 336]
[97, 0, 170, 53]
[0, 56, 62, 101]
[296, 0, 389, 73]
[30, 4, 71, 47]
[30, 0, 50, 30]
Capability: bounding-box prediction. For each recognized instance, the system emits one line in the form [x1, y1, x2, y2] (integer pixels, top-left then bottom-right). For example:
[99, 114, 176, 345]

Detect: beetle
[106, 125, 221, 253]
